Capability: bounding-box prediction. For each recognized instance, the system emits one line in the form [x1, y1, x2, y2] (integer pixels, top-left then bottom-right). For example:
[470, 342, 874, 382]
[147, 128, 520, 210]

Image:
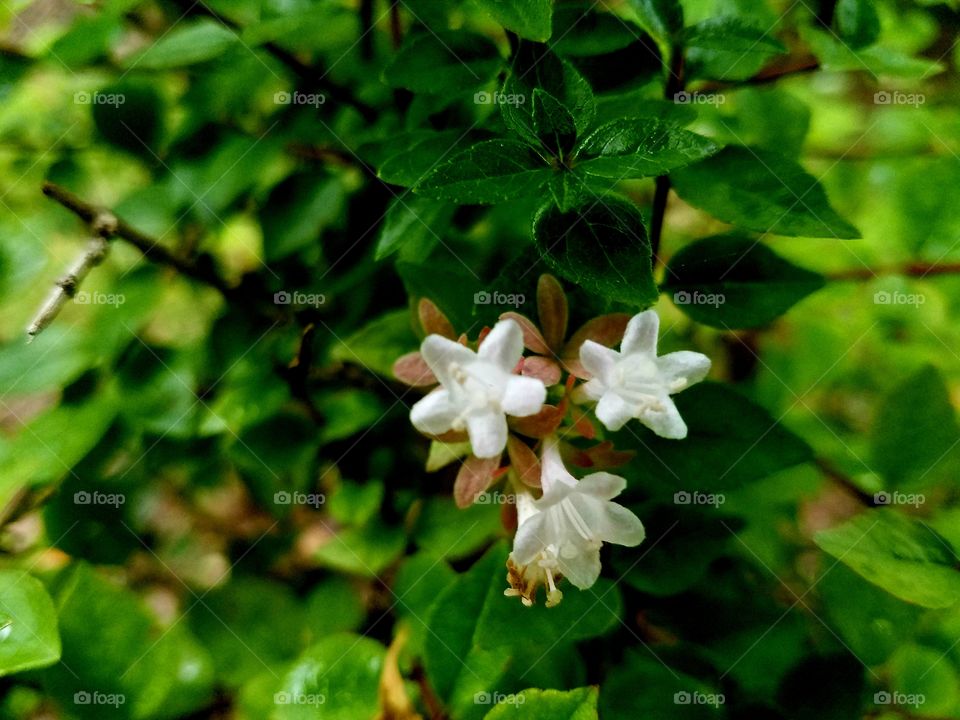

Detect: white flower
[410, 319, 547, 458]
[505, 437, 644, 607]
[578, 310, 710, 439]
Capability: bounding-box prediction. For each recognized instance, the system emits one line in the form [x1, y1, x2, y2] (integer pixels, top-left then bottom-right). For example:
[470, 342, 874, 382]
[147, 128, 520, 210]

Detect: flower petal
[595, 391, 633, 432]
[656, 350, 711, 390]
[579, 340, 619, 384]
[467, 410, 508, 458]
[573, 495, 645, 547]
[639, 395, 688, 439]
[477, 319, 524, 370]
[502, 375, 547, 417]
[620, 310, 660, 356]
[410, 388, 459, 435]
[557, 546, 601, 590]
[511, 509, 551, 565]
[576, 471, 627, 500]
[420, 335, 475, 386]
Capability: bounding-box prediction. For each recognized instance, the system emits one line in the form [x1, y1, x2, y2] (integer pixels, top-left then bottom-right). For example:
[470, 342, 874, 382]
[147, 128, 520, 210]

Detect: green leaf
[375, 194, 452, 261]
[472, 0, 553, 42]
[575, 118, 719, 179]
[870, 365, 960, 486]
[613, 383, 814, 491]
[685, 16, 787, 81]
[602, 652, 724, 719]
[328, 309, 418, 378]
[661, 235, 825, 328]
[532, 89, 577, 156]
[835, 0, 880, 49]
[383, 31, 501, 94]
[532, 195, 658, 307]
[814, 509, 960, 608]
[274, 633, 385, 720]
[887, 644, 960, 716]
[416, 139, 553, 204]
[483, 687, 599, 719]
[501, 48, 596, 142]
[801, 26, 944, 79]
[90, 80, 164, 157]
[627, 0, 683, 44]
[0, 571, 60, 676]
[376, 130, 469, 187]
[261, 174, 344, 262]
[315, 524, 407, 577]
[426, 544, 621, 719]
[412, 498, 502, 561]
[551, 5, 638, 57]
[125, 20, 237, 69]
[671, 146, 860, 238]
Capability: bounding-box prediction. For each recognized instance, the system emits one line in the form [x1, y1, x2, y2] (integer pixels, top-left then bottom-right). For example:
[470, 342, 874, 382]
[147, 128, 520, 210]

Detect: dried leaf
[377, 626, 423, 720]
[392, 352, 437, 387]
[509, 404, 564, 439]
[418, 298, 455, 338]
[537, 274, 568, 351]
[520, 356, 562, 386]
[499, 311, 551, 354]
[507, 434, 542, 487]
[453, 455, 501, 508]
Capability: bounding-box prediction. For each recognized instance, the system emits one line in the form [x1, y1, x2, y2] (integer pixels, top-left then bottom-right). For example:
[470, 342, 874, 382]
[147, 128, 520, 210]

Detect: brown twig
[42, 182, 237, 299]
[282, 324, 324, 424]
[828, 261, 960, 281]
[650, 44, 686, 265]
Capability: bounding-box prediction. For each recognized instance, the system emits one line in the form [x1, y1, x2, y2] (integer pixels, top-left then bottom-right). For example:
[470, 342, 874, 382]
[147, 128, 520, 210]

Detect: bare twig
[650, 44, 686, 265]
[828, 261, 960, 281]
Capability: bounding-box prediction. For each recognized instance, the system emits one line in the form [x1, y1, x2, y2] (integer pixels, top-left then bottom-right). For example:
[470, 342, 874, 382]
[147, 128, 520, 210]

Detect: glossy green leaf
[685, 16, 787, 81]
[375, 194, 452, 261]
[383, 31, 501, 94]
[483, 686, 599, 719]
[662, 235, 825, 328]
[835, 0, 881, 49]
[533, 195, 658, 307]
[575, 118, 719, 179]
[473, 0, 553, 42]
[125, 20, 237, 69]
[672, 146, 860, 238]
[416, 139, 553, 204]
[0, 571, 60, 676]
[814, 509, 960, 608]
[627, 0, 683, 44]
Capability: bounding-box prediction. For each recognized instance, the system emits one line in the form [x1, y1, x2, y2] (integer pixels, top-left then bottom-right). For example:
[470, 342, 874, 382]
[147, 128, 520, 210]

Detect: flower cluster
[393, 275, 711, 606]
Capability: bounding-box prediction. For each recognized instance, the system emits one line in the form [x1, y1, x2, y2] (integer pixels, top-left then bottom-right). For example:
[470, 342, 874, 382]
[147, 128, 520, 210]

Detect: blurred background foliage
[0, 0, 959, 718]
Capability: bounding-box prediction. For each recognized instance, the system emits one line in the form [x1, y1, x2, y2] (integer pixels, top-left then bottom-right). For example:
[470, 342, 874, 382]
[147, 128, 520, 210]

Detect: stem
[814, 457, 874, 506]
[42, 182, 237, 299]
[828, 261, 960, 280]
[650, 44, 685, 265]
